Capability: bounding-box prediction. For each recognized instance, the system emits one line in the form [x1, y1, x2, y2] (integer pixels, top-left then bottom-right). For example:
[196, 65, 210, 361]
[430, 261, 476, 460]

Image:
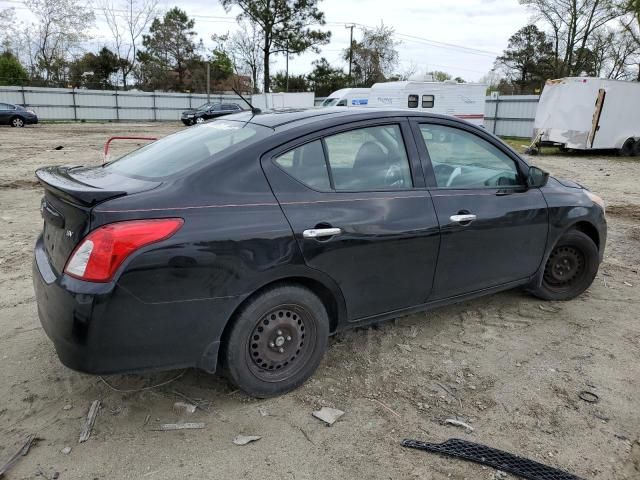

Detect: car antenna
[232, 88, 261, 114]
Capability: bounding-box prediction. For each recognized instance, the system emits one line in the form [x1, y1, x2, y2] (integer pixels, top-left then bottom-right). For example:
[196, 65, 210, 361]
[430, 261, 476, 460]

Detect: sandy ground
[0, 123, 638, 480]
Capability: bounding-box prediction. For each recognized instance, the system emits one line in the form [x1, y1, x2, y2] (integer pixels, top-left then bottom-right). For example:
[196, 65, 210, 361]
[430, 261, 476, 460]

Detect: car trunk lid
[36, 165, 160, 274]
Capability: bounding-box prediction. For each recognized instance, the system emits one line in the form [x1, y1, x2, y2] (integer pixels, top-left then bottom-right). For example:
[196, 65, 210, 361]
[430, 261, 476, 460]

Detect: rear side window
[408, 95, 418, 108]
[274, 140, 331, 191]
[422, 95, 434, 108]
[324, 125, 412, 191]
[105, 120, 270, 179]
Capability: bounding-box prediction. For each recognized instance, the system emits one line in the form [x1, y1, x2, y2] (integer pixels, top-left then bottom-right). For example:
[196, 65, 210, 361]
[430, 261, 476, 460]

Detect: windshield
[104, 120, 270, 179]
[321, 98, 339, 107]
[196, 103, 213, 111]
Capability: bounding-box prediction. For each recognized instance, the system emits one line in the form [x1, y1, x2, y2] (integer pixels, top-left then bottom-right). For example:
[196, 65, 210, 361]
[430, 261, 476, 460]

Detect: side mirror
[527, 166, 549, 188]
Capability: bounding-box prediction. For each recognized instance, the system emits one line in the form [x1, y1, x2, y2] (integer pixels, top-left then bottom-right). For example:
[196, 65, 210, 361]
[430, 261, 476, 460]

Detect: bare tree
[520, 0, 622, 77]
[99, 0, 159, 89]
[25, 0, 95, 83]
[225, 20, 264, 93]
[620, 0, 640, 79]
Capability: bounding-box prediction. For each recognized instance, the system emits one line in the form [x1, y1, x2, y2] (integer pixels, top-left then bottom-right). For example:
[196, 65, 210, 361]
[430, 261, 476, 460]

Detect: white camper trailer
[365, 81, 487, 126]
[534, 77, 640, 154]
[320, 88, 371, 107]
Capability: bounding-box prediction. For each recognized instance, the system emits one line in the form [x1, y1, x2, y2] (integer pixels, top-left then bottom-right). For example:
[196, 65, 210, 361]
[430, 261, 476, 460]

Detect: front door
[263, 119, 440, 321]
[411, 119, 548, 300]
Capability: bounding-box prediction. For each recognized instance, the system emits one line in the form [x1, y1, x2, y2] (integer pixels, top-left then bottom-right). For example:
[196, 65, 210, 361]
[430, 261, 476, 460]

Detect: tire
[195, 117, 204, 124]
[530, 230, 600, 301]
[11, 116, 25, 128]
[619, 138, 635, 156]
[223, 284, 329, 398]
[633, 139, 640, 157]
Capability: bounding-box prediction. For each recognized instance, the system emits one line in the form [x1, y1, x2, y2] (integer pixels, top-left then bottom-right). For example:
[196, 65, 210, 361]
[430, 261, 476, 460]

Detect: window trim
[267, 119, 421, 193]
[422, 95, 435, 108]
[408, 94, 419, 108]
[410, 118, 529, 191]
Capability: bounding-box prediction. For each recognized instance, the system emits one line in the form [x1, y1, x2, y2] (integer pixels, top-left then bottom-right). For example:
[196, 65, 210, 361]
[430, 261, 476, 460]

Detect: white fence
[0, 86, 244, 122]
[0, 86, 540, 138]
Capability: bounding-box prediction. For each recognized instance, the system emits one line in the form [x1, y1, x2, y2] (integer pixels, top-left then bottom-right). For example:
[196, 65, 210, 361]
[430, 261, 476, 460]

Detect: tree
[99, 0, 159, 89]
[221, 20, 264, 93]
[428, 70, 452, 82]
[220, 0, 331, 93]
[306, 57, 348, 96]
[0, 52, 29, 85]
[138, 7, 198, 91]
[69, 47, 120, 88]
[25, 0, 95, 83]
[519, 0, 622, 77]
[270, 71, 308, 92]
[495, 24, 555, 93]
[620, 0, 640, 79]
[346, 24, 399, 87]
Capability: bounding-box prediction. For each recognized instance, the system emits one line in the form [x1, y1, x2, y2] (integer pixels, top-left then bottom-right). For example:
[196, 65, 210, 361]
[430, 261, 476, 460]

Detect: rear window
[104, 120, 269, 179]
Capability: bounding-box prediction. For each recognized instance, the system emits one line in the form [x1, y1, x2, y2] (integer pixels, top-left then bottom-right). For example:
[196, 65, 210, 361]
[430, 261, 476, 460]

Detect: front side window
[419, 124, 522, 188]
[408, 95, 419, 108]
[274, 140, 331, 191]
[422, 95, 435, 108]
[324, 125, 412, 191]
[105, 120, 269, 179]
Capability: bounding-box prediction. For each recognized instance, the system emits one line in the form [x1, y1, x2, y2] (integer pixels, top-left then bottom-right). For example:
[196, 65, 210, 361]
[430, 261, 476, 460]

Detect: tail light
[64, 218, 184, 282]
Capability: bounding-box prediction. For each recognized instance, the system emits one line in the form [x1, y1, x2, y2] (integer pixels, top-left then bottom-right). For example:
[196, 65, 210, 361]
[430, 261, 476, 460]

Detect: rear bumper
[33, 236, 240, 375]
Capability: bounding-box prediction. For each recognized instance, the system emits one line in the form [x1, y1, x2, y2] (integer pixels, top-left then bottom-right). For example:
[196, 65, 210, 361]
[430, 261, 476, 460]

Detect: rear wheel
[633, 139, 640, 157]
[223, 285, 329, 398]
[11, 116, 24, 128]
[619, 138, 635, 156]
[530, 230, 599, 301]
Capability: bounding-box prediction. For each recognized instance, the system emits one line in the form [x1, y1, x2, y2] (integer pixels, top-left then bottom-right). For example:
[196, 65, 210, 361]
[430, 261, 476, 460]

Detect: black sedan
[33, 109, 606, 397]
[0, 102, 38, 127]
[181, 102, 243, 125]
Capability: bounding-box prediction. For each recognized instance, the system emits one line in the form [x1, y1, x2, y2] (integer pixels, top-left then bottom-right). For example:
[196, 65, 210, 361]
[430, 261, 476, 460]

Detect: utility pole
[285, 39, 289, 92]
[206, 62, 211, 103]
[345, 24, 355, 84]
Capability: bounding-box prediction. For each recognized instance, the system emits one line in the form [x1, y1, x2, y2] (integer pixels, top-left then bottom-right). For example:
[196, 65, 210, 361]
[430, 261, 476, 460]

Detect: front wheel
[223, 285, 329, 398]
[11, 116, 25, 128]
[530, 230, 600, 301]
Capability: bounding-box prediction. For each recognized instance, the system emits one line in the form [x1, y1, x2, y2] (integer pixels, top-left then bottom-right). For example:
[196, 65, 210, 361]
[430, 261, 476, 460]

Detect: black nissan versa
[33, 108, 607, 397]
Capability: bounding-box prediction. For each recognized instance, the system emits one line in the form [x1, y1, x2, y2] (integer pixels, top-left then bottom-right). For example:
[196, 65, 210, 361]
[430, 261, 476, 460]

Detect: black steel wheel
[530, 230, 600, 301]
[619, 138, 635, 156]
[223, 284, 329, 397]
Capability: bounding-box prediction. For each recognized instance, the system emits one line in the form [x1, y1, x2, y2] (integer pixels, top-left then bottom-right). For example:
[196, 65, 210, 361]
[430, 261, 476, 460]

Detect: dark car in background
[0, 102, 38, 127]
[181, 102, 243, 125]
[33, 108, 606, 398]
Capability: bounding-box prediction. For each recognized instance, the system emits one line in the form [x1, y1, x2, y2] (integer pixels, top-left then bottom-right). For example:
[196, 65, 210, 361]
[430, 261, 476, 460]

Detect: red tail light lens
[64, 218, 184, 282]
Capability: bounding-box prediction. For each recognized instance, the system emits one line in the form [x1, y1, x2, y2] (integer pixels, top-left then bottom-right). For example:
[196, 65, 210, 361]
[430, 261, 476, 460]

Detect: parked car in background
[181, 102, 243, 125]
[33, 108, 606, 398]
[0, 102, 38, 127]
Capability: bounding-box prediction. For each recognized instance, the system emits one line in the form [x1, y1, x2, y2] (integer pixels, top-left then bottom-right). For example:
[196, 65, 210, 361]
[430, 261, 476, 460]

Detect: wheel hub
[544, 245, 584, 286]
[249, 308, 306, 372]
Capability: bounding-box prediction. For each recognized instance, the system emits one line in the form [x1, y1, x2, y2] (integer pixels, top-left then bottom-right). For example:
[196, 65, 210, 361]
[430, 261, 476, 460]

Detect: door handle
[449, 214, 477, 224]
[303, 227, 342, 239]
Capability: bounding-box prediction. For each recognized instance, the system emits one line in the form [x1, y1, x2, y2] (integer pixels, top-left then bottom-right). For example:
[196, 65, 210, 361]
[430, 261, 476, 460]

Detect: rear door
[262, 118, 440, 321]
[411, 119, 548, 299]
[0, 103, 13, 124]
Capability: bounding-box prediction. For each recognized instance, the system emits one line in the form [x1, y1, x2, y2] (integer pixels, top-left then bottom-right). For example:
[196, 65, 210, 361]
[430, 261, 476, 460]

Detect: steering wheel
[445, 166, 462, 187]
[384, 164, 405, 188]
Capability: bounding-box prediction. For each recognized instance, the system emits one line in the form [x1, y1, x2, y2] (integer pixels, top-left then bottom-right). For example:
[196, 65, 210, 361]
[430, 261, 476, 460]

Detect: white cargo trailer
[533, 77, 640, 154]
[365, 81, 487, 126]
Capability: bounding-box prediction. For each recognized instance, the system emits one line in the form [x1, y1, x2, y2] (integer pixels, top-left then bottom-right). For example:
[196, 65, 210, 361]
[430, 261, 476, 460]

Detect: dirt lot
[1, 123, 639, 480]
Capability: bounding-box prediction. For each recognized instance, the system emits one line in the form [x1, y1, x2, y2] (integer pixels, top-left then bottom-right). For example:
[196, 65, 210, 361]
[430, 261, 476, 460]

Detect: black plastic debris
[401, 438, 584, 480]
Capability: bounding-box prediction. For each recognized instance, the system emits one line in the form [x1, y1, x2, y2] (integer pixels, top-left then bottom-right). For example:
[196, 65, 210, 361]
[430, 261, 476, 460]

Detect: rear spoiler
[35, 166, 127, 206]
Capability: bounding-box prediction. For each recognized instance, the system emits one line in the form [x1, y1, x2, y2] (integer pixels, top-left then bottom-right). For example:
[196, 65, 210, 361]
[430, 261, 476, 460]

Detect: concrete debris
[312, 407, 345, 426]
[232, 435, 262, 446]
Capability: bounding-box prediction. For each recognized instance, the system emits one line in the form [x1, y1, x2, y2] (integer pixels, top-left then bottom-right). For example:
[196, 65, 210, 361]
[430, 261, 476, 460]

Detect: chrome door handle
[450, 214, 477, 224]
[303, 227, 342, 239]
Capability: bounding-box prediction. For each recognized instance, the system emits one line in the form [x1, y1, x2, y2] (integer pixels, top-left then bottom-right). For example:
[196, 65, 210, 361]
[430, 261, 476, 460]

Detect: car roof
[225, 107, 467, 131]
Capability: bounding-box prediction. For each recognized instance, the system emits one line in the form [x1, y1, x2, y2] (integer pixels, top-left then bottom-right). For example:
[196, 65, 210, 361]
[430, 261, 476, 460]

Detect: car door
[262, 119, 440, 321]
[0, 103, 12, 124]
[410, 118, 548, 300]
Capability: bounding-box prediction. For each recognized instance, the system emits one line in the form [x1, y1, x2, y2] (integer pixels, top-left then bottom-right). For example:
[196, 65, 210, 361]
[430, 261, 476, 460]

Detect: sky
[1, 0, 533, 82]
